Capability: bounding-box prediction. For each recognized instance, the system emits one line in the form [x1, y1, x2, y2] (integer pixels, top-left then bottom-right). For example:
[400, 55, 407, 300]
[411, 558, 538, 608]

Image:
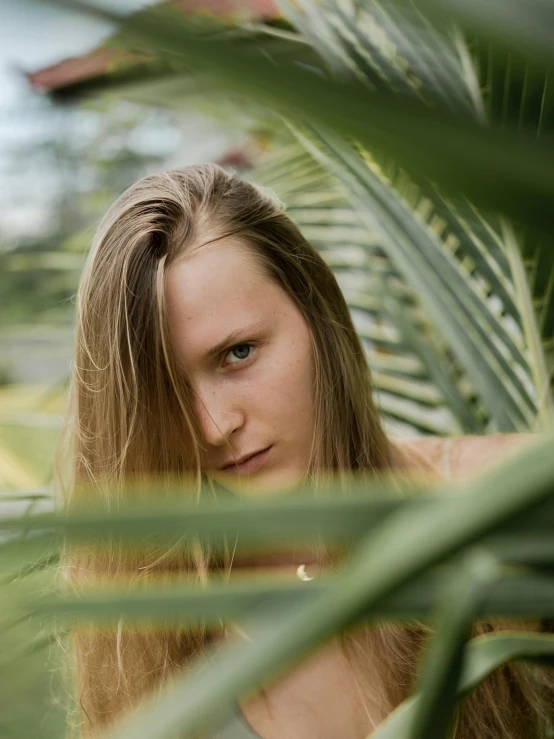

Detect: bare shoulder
[240, 636, 382, 739]
[391, 433, 541, 484]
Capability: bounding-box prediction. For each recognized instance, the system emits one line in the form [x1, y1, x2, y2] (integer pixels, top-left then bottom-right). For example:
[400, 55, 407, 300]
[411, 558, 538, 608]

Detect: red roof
[26, 0, 281, 94]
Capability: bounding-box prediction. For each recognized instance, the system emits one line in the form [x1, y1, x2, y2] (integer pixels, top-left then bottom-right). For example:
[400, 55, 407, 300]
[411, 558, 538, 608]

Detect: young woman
[57, 163, 553, 738]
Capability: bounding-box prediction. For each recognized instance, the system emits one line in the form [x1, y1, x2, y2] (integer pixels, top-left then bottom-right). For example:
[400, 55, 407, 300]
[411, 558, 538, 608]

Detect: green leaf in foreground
[407, 550, 501, 739]
[371, 631, 554, 739]
[97, 431, 554, 739]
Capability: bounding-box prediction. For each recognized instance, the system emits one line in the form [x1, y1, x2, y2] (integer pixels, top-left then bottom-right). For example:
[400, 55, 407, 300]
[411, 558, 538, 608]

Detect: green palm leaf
[407, 550, 500, 739]
[371, 631, 554, 739]
[418, 0, 554, 72]
[268, 0, 550, 427]
[30, 567, 554, 627]
[286, 121, 537, 429]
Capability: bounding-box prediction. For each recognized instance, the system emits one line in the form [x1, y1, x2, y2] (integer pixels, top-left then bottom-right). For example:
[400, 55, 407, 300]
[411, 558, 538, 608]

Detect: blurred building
[25, 0, 281, 172]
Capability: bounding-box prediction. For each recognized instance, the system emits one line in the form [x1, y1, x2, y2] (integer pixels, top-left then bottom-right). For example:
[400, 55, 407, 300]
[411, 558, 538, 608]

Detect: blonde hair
[55, 163, 553, 737]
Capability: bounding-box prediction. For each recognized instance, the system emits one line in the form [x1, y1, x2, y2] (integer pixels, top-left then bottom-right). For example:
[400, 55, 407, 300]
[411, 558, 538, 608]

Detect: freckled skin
[164, 239, 316, 496]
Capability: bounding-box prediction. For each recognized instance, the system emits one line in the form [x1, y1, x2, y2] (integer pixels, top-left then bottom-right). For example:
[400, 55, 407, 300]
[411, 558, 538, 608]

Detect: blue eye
[224, 343, 252, 365]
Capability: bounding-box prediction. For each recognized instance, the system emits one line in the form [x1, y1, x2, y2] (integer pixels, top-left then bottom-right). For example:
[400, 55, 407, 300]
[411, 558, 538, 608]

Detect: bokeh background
[0, 1, 258, 491]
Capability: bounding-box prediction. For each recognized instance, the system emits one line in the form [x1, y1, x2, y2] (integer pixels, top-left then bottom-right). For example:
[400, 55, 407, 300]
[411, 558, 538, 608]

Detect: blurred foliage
[0, 383, 65, 489]
[0, 99, 183, 327]
[2, 432, 554, 739]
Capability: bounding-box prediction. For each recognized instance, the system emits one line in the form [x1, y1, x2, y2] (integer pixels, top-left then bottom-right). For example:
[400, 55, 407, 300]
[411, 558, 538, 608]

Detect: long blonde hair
[56, 163, 553, 737]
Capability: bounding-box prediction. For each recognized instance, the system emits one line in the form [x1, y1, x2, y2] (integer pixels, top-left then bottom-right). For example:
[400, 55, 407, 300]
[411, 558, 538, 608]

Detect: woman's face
[165, 239, 316, 495]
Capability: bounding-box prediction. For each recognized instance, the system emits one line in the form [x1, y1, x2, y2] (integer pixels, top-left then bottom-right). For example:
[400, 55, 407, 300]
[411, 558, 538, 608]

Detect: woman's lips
[221, 446, 272, 475]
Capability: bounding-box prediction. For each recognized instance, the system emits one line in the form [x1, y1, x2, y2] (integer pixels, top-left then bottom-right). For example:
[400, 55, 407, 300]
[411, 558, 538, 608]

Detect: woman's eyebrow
[202, 319, 270, 361]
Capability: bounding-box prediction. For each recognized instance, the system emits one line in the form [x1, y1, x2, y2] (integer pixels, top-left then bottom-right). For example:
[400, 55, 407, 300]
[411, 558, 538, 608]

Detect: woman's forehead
[164, 240, 283, 365]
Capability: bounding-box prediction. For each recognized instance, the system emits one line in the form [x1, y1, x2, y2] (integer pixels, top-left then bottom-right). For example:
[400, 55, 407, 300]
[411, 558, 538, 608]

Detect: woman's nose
[195, 387, 245, 447]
